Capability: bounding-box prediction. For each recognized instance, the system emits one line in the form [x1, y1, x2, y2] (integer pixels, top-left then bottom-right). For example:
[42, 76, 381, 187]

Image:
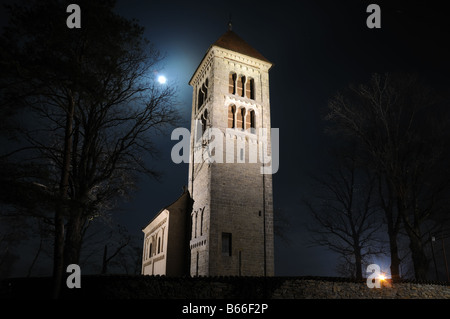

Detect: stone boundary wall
[1, 275, 449, 299]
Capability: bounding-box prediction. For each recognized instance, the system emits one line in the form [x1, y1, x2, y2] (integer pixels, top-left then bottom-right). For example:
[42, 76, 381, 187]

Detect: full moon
[158, 75, 167, 84]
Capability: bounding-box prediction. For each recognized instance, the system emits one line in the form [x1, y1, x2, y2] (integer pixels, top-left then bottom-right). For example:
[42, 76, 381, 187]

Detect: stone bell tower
[188, 25, 274, 276]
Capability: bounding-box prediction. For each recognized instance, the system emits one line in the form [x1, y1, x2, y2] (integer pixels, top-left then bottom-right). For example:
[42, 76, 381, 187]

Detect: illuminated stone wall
[141, 191, 191, 276]
[187, 35, 275, 277]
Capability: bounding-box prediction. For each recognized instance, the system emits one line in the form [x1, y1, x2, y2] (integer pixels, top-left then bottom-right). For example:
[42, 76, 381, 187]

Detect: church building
[142, 25, 275, 277]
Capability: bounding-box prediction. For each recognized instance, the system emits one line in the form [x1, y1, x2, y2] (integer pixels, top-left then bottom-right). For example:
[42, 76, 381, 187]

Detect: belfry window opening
[228, 104, 236, 129]
[238, 108, 245, 130]
[237, 75, 245, 97]
[197, 78, 208, 111]
[229, 72, 236, 94]
[228, 72, 255, 100]
[228, 104, 255, 133]
[249, 110, 255, 133]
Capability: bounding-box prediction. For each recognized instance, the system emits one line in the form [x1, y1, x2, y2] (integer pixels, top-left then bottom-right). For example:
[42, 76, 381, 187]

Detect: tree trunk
[399, 200, 429, 281]
[354, 246, 363, 280]
[27, 236, 43, 278]
[378, 174, 402, 280]
[52, 94, 75, 299]
[64, 207, 84, 267]
[405, 224, 429, 281]
[385, 206, 401, 280]
[388, 229, 401, 280]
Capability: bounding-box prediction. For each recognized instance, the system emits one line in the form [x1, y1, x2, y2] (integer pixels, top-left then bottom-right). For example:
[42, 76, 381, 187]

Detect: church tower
[188, 26, 274, 276]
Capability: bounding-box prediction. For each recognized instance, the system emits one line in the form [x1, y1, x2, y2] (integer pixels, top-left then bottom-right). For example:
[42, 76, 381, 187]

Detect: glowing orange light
[378, 274, 386, 281]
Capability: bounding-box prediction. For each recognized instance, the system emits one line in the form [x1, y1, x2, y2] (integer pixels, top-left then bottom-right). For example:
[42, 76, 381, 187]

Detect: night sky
[3, 0, 450, 278]
[109, 0, 450, 277]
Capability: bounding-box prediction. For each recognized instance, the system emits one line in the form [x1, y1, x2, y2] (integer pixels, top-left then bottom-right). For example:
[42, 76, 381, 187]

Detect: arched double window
[227, 105, 256, 133]
[228, 72, 255, 100]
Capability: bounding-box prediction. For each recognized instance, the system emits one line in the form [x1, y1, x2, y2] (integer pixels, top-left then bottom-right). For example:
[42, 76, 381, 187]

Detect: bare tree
[77, 218, 142, 275]
[108, 240, 142, 275]
[306, 147, 385, 280]
[326, 73, 450, 280]
[26, 220, 54, 277]
[1, 0, 179, 296]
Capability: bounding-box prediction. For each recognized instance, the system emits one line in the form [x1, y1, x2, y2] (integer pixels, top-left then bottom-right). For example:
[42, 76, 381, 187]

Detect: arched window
[201, 109, 208, 136]
[245, 110, 251, 131]
[237, 108, 245, 130]
[194, 212, 198, 238]
[197, 87, 204, 110]
[157, 237, 161, 254]
[200, 210, 203, 236]
[197, 78, 208, 111]
[203, 78, 208, 100]
[149, 242, 152, 258]
[191, 213, 195, 239]
[229, 72, 236, 94]
[248, 110, 255, 133]
[246, 78, 255, 99]
[228, 105, 236, 128]
[237, 76, 245, 97]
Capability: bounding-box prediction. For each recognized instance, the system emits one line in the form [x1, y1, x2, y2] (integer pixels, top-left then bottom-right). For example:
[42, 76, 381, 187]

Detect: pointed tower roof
[212, 30, 271, 63]
[189, 28, 272, 86]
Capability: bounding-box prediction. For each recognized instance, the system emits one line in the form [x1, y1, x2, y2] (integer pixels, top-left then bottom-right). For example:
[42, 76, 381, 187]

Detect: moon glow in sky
[158, 75, 167, 84]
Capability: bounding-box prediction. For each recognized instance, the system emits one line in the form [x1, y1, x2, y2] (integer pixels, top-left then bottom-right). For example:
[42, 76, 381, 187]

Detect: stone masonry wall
[2, 276, 449, 299]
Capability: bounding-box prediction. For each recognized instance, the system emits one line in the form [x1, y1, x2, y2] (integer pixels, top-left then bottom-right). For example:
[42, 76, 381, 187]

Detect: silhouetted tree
[1, 0, 178, 297]
[109, 239, 142, 275]
[326, 73, 450, 280]
[306, 147, 385, 280]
